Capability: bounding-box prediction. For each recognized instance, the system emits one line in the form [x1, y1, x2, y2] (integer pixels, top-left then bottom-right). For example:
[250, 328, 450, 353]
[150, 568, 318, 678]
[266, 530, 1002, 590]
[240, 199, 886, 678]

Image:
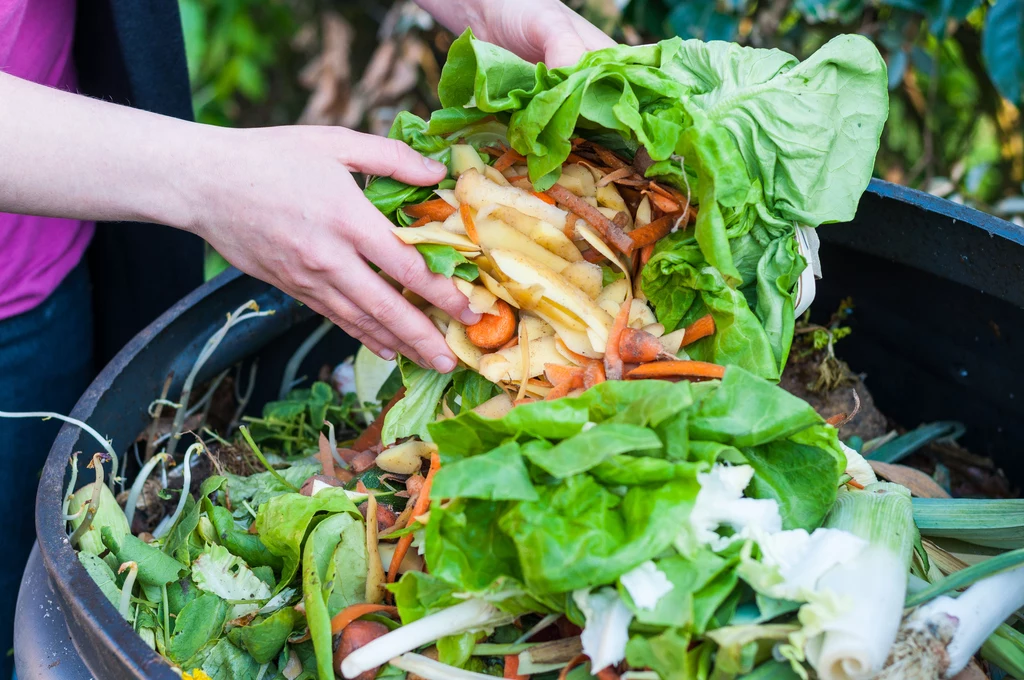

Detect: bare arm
[0, 72, 478, 370]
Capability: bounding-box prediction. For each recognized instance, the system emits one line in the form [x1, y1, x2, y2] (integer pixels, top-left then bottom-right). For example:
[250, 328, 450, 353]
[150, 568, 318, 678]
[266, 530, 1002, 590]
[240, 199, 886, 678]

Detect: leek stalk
[806, 482, 916, 680]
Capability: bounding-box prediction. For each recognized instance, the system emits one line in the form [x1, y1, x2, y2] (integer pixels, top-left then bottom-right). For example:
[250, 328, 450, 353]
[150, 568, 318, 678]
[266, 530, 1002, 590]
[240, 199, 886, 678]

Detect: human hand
[188, 125, 481, 371]
[420, 0, 616, 68]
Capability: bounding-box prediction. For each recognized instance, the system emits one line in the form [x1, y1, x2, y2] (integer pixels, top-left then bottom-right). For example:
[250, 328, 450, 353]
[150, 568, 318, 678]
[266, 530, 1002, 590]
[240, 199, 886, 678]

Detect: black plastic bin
[15, 179, 1024, 679]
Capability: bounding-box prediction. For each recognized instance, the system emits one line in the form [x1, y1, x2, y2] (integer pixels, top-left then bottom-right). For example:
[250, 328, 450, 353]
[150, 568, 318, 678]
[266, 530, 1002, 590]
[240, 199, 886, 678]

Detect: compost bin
[14, 180, 1024, 679]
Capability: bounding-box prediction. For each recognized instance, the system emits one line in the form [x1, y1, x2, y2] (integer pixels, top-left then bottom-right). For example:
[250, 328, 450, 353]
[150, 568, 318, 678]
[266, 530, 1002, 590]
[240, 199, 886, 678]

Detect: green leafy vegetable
[169, 593, 229, 663]
[416, 245, 479, 282]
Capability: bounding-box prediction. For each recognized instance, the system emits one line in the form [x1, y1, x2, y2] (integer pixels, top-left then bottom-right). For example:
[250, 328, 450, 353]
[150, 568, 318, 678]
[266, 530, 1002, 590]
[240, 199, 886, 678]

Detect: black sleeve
[74, 0, 205, 367]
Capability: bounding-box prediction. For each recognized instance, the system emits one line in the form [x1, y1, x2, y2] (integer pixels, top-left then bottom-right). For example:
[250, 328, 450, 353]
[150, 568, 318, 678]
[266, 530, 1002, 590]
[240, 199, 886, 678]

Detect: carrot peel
[460, 203, 480, 243]
[386, 452, 440, 587]
[604, 298, 632, 381]
[682, 314, 716, 345]
[404, 198, 456, 222]
[625, 360, 726, 380]
[330, 604, 399, 636]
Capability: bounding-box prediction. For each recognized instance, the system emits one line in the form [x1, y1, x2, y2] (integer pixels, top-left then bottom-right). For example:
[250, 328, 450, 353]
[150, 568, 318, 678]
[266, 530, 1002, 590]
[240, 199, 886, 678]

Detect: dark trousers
[0, 262, 94, 679]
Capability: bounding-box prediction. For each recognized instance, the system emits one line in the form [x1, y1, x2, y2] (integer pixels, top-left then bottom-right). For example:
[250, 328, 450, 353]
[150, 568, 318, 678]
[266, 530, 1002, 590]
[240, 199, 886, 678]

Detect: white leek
[805, 482, 915, 680]
[619, 561, 674, 610]
[688, 464, 782, 551]
[389, 653, 498, 680]
[894, 563, 1024, 677]
[340, 599, 513, 679]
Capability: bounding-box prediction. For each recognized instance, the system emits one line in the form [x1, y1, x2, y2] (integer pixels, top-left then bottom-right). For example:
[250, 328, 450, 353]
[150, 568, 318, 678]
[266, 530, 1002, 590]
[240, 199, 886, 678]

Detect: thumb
[342, 135, 448, 186]
[543, 30, 587, 69]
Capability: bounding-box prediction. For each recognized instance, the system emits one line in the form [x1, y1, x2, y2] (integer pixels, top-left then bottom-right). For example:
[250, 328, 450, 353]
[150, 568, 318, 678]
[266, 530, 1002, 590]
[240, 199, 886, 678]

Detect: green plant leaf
[168, 593, 229, 664]
[430, 442, 539, 501]
[983, 0, 1024, 103]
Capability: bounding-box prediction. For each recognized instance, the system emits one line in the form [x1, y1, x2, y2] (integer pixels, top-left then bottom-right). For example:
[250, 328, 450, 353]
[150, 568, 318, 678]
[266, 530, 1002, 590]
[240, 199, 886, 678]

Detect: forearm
[0, 71, 219, 229]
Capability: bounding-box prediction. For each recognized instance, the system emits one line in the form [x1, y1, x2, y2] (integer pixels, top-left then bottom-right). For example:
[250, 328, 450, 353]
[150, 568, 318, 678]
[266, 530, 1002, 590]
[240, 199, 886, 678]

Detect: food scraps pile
[10, 29, 1024, 680]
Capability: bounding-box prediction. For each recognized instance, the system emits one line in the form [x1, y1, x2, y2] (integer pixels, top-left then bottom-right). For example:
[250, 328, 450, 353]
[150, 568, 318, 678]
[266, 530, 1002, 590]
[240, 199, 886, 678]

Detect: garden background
[178, 0, 1024, 278]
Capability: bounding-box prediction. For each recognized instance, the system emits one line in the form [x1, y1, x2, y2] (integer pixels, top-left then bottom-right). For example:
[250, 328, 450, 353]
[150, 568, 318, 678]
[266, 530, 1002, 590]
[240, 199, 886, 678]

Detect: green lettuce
[393, 369, 842, 630]
[427, 29, 886, 380]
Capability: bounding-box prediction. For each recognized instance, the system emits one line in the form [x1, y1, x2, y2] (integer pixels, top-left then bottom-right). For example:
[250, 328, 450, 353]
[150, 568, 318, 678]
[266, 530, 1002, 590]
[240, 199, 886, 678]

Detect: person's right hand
[187, 125, 481, 371]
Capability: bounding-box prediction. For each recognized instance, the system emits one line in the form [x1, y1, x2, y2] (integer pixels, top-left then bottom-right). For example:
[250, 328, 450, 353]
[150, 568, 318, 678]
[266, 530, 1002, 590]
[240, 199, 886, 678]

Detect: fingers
[544, 32, 589, 69]
[338, 133, 447, 187]
[299, 290, 404, 362]
[562, 6, 617, 50]
[349, 199, 482, 327]
[333, 257, 461, 373]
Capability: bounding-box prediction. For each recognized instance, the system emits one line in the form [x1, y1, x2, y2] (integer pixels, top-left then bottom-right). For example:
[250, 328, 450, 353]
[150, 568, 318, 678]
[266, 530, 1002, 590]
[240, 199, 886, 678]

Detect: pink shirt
[0, 0, 93, 319]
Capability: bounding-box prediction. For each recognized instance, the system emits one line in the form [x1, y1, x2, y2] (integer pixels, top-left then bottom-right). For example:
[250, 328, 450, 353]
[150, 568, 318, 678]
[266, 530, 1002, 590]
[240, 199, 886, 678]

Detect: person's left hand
[419, 0, 617, 68]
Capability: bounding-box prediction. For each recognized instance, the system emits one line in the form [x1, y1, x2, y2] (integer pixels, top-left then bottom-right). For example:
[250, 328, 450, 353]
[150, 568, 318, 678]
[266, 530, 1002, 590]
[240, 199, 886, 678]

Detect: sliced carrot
[460, 204, 480, 243]
[582, 247, 606, 264]
[387, 452, 440, 587]
[352, 387, 406, 452]
[466, 299, 516, 349]
[544, 363, 585, 386]
[629, 212, 684, 250]
[682, 314, 716, 345]
[404, 198, 456, 222]
[583, 360, 606, 389]
[546, 183, 634, 254]
[625, 360, 726, 380]
[640, 243, 654, 266]
[604, 298, 632, 381]
[494, 148, 527, 173]
[330, 604, 399, 636]
[846, 478, 866, 490]
[480, 145, 507, 157]
[407, 216, 431, 228]
[533, 191, 557, 205]
[618, 328, 667, 363]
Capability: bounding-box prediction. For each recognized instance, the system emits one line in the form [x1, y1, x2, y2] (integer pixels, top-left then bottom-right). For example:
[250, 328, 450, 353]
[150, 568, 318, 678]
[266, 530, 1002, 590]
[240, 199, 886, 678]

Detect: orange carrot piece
[629, 212, 683, 250]
[604, 299, 632, 381]
[582, 247, 606, 264]
[498, 334, 520, 351]
[583, 360, 606, 389]
[545, 372, 584, 401]
[533, 191, 557, 205]
[330, 604, 399, 636]
[460, 204, 480, 243]
[559, 655, 589, 680]
[404, 199, 456, 222]
[645, 190, 680, 213]
[640, 244, 654, 266]
[846, 478, 866, 490]
[504, 654, 528, 679]
[494, 148, 527, 173]
[546, 183, 634, 254]
[619, 328, 667, 363]
[317, 432, 336, 479]
[556, 338, 594, 366]
[407, 216, 431, 228]
[825, 413, 847, 427]
[544, 363, 585, 386]
[625, 360, 726, 380]
[352, 387, 406, 452]
[387, 452, 440, 586]
[682, 314, 716, 345]
[466, 299, 516, 349]
[513, 397, 536, 407]
[564, 212, 577, 240]
[528, 377, 554, 389]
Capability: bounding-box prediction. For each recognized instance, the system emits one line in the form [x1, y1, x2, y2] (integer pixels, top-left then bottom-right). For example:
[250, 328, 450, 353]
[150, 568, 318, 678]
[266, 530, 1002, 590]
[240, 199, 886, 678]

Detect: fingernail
[461, 311, 482, 325]
[432, 355, 456, 373]
[422, 157, 447, 174]
[378, 348, 396, 361]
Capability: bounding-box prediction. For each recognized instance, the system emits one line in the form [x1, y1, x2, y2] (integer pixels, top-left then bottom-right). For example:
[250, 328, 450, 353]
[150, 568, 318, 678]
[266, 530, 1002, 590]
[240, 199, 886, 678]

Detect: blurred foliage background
[178, 0, 1024, 244]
